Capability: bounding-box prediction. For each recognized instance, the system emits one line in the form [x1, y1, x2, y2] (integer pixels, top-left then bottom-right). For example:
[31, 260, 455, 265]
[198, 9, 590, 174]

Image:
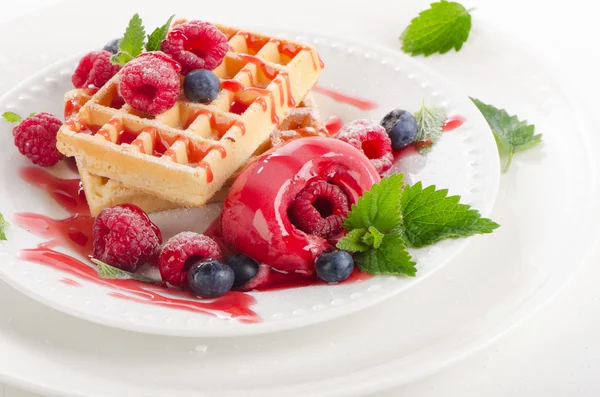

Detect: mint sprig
[337, 229, 371, 253]
[401, 1, 472, 57]
[2, 112, 22, 123]
[146, 14, 174, 52]
[111, 13, 146, 65]
[337, 174, 498, 276]
[355, 231, 416, 276]
[470, 97, 542, 172]
[0, 214, 8, 241]
[344, 173, 404, 233]
[414, 102, 446, 153]
[401, 182, 499, 247]
[91, 258, 158, 283]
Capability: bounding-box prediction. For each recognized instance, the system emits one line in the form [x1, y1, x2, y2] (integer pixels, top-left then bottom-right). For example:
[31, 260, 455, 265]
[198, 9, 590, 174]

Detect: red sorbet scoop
[221, 137, 381, 275]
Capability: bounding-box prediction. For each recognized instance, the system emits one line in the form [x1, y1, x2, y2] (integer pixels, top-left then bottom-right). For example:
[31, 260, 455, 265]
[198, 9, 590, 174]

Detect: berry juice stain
[312, 86, 378, 111]
[442, 115, 465, 132]
[15, 167, 260, 323]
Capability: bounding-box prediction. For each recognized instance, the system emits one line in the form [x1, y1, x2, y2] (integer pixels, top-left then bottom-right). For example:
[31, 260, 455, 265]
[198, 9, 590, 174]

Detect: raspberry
[289, 180, 349, 238]
[93, 204, 162, 272]
[336, 119, 393, 174]
[72, 51, 121, 89]
[13, 112, 64, 166]
[118, 52, 181, 115]
[161, 20, 229, 74]
[159, 232, 222, 287]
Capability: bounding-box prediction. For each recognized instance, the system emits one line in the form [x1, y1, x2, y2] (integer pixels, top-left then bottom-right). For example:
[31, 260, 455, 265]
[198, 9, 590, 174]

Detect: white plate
[0, 2, 597, 396]
[0, 34, 498, 336]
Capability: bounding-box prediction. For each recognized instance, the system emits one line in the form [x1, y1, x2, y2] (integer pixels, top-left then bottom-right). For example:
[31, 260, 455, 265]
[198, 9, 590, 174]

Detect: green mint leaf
[343, 173, 404, 233]
[400, 181, 499, 247]
[146, 14, 174, 52]
[0, 214, 8, 240]
[470, 97, 542, 172]
[2, 112, 22, 123]
[337, 229, 370, 252]
[400, 1, 472, 56]
[111, 51, 134, 65]
[414, 102, 447, 153]
[362, 226, 385, 249]
[354, 231, 416, 276]
[91, 258, 157, 283]
[111, 13, 146, 66]
[29, 112, 36, 117]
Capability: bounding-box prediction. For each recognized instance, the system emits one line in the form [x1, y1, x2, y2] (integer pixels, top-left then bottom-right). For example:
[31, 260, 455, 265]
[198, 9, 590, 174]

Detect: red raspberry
[289, 180, 349, 238]
[13, 112, 64, 166]
[336, 119, 394, 174]
[161, 20, 229, 74]
[118, 52, 181, 115]
[159, 232, 222, 287]
[93, 204, 162, 272]
[72, 50, 121, 89]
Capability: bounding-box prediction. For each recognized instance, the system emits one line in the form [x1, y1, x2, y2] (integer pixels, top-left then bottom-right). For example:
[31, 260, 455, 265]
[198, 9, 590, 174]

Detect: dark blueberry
[103, 38, 120, 54]
[226, 253, 259, 288]
[187, 259, 234, 298]
[315, 250, 354, 283]
[380, 109, 418, 150]
[183, 69, 221, 103]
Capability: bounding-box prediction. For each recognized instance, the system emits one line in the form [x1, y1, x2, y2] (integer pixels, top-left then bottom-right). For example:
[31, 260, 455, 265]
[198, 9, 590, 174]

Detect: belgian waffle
[66, 91, 327, 215]
[56, 23, 324, 208]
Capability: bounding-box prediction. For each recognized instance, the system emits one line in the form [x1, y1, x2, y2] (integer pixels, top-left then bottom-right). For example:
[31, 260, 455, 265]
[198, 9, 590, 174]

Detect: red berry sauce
[15, 167, 259, 322]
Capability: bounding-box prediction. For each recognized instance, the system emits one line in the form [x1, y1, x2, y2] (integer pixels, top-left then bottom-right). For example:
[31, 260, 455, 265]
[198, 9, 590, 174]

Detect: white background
[0, 0, 599, 396]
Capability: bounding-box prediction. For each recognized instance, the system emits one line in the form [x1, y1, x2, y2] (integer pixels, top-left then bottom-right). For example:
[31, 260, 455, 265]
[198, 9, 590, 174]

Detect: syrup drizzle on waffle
[58, 23, 324, 209]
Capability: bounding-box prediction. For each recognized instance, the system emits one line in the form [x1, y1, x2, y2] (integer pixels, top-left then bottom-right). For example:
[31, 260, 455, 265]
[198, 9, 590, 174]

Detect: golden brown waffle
[57, 23, 324, 208]
[65, 89, 327, 215]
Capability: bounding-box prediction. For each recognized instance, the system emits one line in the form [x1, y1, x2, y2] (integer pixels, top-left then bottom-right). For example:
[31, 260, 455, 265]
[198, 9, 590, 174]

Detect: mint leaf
[337, 229, 370, 252]
[111, 14, 146, 65]
[337, 174, 498, 278]
[336, 229, 371, 252]
[354, 231, 416, 276]
[470, 97, 542, 172]
[146, 14, 174, 52]
[401, 1, 472, 56]
[401, 181, 499, 247]
[91, 258, 157, 283]
[414, 102, 446, 153]
[343, 173, 404, 233]
[29, 112, 36, 117]
[0, 214, 8, 240]
[2, 112, 22, 123]
[362, 226, 385, 249]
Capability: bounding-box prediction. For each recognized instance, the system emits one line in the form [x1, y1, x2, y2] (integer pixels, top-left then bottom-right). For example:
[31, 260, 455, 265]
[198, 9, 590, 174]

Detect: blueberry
[315, 250, 354, 283]
[380, 109, 418, 150]
[187, 259, 234, 298]
[226, 253, 259, 288]
[103, 38, 120, 54]
[183, 69, 221, 103]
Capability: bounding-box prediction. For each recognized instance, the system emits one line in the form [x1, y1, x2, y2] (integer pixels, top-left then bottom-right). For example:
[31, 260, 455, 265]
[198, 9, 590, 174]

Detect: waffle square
[69, 93, 327, 215]
[56, 24, 324, 208]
